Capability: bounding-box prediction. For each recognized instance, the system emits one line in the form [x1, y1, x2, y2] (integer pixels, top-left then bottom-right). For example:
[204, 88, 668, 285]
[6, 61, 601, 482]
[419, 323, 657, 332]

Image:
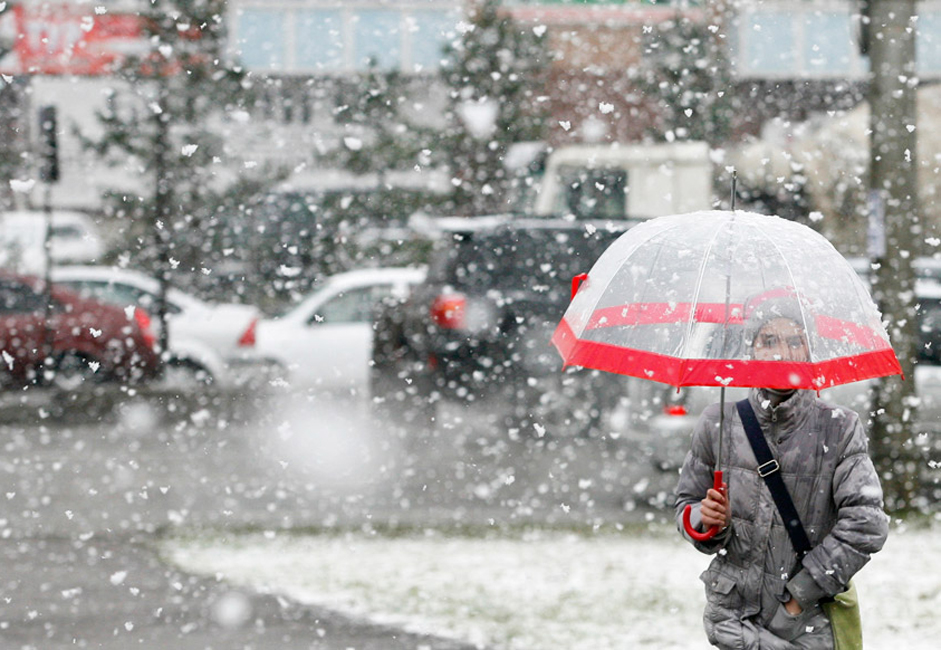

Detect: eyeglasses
[755, 333, 807, 350]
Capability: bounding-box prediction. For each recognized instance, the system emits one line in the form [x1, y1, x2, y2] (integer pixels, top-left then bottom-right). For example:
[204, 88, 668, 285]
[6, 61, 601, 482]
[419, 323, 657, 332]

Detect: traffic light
[39, 105, 59, 183]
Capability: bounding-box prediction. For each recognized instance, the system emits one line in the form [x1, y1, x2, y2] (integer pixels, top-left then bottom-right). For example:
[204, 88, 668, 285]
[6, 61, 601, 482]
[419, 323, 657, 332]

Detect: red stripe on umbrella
[553, 317, 902, 390]
[583, 302, 888, 351]
[586, 302, 745, 329]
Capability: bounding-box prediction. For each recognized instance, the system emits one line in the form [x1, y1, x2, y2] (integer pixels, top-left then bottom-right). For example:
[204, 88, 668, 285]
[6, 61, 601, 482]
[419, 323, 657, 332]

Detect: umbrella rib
[640, 221, 714, 368]
[679, 215, 732, 368]
[575, 219, 688, 337]
[747, 219, 816, 362]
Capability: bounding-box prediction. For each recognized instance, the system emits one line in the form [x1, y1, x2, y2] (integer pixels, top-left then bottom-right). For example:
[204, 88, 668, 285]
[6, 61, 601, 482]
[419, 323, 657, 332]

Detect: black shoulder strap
[736, 399, 812, 559]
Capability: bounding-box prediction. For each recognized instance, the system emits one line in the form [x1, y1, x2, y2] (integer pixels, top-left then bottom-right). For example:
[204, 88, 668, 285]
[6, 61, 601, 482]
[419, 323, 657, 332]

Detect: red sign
[0, 4, 145, 75]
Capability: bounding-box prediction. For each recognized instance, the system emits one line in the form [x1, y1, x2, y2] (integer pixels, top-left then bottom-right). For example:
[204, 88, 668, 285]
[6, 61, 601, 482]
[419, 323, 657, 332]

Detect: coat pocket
[767, 602, 829, 642]
[702, 571, 743, 610]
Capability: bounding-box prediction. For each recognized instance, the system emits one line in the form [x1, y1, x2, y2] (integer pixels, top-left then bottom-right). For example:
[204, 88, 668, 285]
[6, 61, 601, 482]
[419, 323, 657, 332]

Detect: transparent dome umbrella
[551, 210, 902, 539]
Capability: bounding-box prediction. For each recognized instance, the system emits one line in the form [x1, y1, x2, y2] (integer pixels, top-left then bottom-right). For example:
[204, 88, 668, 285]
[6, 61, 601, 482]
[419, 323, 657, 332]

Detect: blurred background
[0, 1, 938, 648]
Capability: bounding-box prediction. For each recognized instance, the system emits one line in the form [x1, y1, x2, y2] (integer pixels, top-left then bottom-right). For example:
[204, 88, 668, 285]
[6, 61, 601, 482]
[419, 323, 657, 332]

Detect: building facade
[2, 0, 940, 214]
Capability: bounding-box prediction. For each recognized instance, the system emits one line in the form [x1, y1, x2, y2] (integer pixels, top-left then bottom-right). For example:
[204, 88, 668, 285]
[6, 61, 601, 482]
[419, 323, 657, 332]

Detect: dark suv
[371, 217, 631, 434]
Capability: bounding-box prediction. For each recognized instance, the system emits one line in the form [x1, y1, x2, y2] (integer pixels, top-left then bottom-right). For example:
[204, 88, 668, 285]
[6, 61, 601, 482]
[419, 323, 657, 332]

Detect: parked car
[254, 267, 426, 395]
[51, 266, 261, 388]
[0, 271, 159, 389]
[370, 217, 635, 434]
[0, 210, 104, 273]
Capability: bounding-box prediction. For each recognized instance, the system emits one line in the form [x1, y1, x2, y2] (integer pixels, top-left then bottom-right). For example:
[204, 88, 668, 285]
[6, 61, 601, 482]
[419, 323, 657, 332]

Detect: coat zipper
[770, 407, 781, 445]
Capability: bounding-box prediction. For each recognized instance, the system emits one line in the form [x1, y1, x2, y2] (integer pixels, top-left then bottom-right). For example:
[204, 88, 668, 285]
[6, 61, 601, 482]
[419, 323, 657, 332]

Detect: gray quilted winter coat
[674, 388, 888, 650]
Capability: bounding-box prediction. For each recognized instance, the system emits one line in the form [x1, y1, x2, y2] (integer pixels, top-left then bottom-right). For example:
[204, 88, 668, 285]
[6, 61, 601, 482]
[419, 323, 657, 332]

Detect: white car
[51, 266, 262, 388]
[254, 267, 426, 395]
[0, 210, 104, 273]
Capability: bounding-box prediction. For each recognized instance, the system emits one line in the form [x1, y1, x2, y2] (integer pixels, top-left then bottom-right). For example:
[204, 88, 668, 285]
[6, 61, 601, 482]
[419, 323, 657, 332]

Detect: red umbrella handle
[683, 470, 725, 541]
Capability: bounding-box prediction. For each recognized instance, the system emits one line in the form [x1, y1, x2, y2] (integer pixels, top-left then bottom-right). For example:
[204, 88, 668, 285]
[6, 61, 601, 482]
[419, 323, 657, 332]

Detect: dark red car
[0, 272, 160, 389]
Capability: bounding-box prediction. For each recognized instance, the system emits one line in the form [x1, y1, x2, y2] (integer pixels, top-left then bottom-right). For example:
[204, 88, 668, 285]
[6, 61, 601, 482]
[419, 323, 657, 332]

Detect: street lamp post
[38, 105, 59, 380]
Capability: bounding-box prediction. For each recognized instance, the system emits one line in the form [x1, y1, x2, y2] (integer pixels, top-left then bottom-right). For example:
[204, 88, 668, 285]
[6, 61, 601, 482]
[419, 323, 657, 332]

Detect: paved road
[0, 386, 672, 649]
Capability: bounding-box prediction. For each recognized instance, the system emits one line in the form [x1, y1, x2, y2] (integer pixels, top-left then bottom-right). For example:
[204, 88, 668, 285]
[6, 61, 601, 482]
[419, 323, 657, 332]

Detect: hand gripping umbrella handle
[683, 470, 725, 542]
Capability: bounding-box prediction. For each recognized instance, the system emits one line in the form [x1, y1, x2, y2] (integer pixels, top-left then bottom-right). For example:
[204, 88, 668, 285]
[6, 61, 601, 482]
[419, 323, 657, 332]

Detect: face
[753, 318, 809, 362]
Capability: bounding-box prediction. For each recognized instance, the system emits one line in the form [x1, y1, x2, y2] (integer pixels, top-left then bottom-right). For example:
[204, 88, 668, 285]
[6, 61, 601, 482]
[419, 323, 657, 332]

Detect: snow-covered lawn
[162, 521, 940, 649]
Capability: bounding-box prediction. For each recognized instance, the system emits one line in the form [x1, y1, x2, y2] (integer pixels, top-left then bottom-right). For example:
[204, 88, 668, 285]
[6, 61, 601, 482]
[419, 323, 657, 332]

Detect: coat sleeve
[786, 411, 889, 607]
[674, 403, 731, 553]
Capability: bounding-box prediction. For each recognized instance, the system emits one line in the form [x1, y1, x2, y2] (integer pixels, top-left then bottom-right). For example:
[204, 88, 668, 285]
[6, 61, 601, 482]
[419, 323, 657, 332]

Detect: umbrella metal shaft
[718, 385, 725, 468]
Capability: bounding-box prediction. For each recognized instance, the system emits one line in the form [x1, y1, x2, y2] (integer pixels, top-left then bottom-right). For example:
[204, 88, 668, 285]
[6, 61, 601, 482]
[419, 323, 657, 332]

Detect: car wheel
[50, 352, 100, 392]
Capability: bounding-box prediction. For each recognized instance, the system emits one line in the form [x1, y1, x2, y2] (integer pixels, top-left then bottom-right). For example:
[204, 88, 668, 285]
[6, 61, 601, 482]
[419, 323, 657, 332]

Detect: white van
[532, 141, 714, 220]
[0, 210, 104, 273]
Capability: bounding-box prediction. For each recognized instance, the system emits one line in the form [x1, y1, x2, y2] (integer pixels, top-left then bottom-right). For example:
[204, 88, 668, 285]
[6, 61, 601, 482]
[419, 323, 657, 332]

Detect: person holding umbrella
[551, 210, 902, 647]
[674, 289, 889, 649]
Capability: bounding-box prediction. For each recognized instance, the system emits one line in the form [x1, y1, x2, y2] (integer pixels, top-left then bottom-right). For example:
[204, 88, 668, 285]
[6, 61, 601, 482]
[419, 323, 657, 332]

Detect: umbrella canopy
[552, 210, 902, 390]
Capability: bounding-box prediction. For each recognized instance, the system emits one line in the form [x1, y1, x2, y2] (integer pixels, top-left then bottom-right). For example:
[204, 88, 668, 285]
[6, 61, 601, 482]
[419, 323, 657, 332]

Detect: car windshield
[51, 225, 85, 239]
[552, 165, 629, 219]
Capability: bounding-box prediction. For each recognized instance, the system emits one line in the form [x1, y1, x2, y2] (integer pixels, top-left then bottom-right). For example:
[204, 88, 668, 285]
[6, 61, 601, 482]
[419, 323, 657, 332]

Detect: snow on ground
[162, 521, 940, 649]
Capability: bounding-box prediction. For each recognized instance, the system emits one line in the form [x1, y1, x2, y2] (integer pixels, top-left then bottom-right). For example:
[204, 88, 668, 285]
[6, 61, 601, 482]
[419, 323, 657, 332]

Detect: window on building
[731, 4, 870, 79]
[731, 3, 941, 79]
[237, 9, 285, 70]
[354, 10, 402, 70]
[802, 12, 856, 76]
[233, 3, 459, 74]
[409, 10, 458, 71]
[918, 10, 941, 74]
[738, 10, 796, 75]
[296, 10, 345, 71]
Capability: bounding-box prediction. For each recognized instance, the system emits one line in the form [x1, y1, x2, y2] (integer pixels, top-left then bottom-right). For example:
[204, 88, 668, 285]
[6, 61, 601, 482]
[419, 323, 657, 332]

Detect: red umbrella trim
[552, 317, 902, 390]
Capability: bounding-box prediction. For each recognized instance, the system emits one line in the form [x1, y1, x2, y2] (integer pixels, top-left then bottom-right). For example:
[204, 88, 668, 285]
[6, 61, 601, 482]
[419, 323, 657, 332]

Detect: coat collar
[746, 387, 815, 435]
